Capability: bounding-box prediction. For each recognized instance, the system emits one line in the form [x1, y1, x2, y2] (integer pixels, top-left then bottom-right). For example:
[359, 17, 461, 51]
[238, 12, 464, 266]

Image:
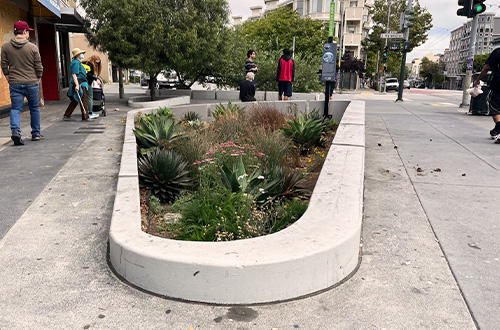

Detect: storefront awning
[51, 7, 86, 33]
[31, 0, 61, 18]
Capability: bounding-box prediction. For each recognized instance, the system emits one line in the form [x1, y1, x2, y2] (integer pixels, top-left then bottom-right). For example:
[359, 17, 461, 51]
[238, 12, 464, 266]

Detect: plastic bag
[468, 82, 483, 98]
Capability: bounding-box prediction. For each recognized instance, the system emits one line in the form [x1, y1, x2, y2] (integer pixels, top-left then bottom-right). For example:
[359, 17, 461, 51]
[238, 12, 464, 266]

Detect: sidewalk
[0, 89, 481, 329]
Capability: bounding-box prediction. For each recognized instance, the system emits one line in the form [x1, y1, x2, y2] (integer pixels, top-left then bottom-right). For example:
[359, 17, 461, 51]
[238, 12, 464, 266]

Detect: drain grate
[74, 125, 106, 134]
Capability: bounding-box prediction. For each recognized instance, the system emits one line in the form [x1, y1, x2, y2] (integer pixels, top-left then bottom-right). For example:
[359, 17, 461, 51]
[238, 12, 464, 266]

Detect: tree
[362, 0, 432, 81]
[420, 57, 446, 88]
[81, 0, 230, 100]
[461, 53, 489, 73]
[216, 7, 331, 93]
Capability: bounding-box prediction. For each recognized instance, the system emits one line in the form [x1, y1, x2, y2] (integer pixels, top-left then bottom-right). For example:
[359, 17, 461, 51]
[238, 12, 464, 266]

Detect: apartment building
[233, 0, 372, 62]
[445, 12, 500, 90]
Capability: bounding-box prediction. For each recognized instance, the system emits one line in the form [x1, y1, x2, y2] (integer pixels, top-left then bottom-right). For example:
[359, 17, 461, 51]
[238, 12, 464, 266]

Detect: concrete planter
[109, 100, 365, 304]
[128, 95, 190, 109]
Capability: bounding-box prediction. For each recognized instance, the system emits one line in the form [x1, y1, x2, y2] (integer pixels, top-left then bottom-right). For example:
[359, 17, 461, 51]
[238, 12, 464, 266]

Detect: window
[296, 0, 304, 15]
[312, 0, 323, 13]
[348, 26, 356, 33]
[350, 1, 358, 6]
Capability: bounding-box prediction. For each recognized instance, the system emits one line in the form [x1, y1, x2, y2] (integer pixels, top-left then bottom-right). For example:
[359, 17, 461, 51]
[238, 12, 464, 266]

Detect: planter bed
[109, 99, 365, 304]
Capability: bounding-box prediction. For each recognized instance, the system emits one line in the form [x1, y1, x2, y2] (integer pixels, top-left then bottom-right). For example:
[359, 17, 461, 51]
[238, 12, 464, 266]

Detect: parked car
[403, 80, 410, 89]
[385, 78, 399, 91]
[140, 71, 178, 89]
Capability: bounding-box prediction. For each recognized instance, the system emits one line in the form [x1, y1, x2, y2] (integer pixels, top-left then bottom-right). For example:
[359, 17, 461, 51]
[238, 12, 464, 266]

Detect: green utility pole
[396, 0, 413, 102]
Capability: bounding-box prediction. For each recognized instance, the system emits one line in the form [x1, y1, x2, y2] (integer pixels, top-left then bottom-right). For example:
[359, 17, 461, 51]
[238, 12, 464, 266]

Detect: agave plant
[138, 149, 192, 203]
[212, 101, 245, 120]
[134, 116, 184, 154]
[144, 107, 175, 122]
[181, 111, 202, 122]
[218, 156, 262, 193]
[253, 166, 305, 205]
[281, 114, 325, 151]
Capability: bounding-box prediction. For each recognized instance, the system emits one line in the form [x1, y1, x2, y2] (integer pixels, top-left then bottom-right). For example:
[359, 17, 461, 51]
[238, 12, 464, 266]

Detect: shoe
[82, 118, 95, 122]
[494, 134, 500, 144]
[89, 113, 99, 119]
[63, 116, 76, 121]
[32, 134, 45, 141]
[11, 130, 24, 146]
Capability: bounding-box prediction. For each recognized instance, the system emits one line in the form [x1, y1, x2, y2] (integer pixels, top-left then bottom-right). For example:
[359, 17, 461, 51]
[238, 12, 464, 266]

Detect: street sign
[381, 33, 404, 39]
[321, 43, 337, 82]
[329, 2, 335, 37]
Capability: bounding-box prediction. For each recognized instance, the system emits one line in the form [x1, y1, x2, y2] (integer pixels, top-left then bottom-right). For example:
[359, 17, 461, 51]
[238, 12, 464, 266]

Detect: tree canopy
[214, 6, 331, 93]
[80, 0, 230, 98]
[362, 0, 433, 79]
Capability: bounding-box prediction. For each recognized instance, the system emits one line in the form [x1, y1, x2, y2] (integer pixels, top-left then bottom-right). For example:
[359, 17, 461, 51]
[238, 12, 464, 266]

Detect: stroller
[92, 77, 106, 116]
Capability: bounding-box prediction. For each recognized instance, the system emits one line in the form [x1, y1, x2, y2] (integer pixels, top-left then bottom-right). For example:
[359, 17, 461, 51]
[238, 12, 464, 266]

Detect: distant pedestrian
[63, 48, 94, 122]
[276, 48, 295, 101]
[474, 48, 500, 143]
[239, 72, 256, 102]
[82, 55, 102, 118]
[1, 21, 44, 145]
[245, 49, 258, 85]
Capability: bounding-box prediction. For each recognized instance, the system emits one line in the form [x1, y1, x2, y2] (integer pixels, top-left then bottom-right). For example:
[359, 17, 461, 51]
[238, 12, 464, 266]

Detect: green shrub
[149, 195, 164, 216]
[249, 128, 297, 169]
[138, 149, 192, 203]
[269, 199, 309, 232]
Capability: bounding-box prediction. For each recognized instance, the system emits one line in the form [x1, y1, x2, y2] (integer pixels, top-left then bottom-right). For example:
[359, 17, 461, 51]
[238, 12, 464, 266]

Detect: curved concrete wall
[109, 100, 365, 304]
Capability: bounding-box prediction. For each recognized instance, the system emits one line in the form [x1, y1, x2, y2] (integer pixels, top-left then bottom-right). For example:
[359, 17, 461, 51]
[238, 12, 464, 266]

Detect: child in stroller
[92, 76, 106, 117]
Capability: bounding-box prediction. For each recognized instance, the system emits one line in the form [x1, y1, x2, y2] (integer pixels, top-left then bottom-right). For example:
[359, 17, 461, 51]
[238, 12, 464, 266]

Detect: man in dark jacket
[1, 21, 43, 145]
[276, 48, 295, 101]
[239, 72, 256, 102]
[474, 47, 500, 143]
[245, 49, 258, 85]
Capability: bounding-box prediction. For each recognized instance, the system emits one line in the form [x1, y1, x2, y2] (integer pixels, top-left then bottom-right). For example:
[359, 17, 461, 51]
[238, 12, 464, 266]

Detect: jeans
[9, 84, 40, 136]
[87, 85, 93, 113]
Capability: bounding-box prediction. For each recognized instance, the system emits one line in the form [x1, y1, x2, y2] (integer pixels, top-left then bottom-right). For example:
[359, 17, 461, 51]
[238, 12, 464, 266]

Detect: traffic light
[457, 0, 472, 17]
[382, 64, 387, 71]
[400, 9, 415, 30]
[472, 0, 487, 16]
[382, 46, 388, 63]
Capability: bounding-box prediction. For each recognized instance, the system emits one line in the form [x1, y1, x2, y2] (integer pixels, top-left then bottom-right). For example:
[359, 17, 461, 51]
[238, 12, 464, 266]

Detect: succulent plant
[134, 115, 184, 154]
[138, 149, 192, 203]
[281, 114, 325, 151]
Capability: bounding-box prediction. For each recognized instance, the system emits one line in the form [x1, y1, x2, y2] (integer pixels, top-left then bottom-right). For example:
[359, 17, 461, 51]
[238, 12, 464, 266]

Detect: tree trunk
[119, 68, 124, 99]
[149, 75, 157, 101]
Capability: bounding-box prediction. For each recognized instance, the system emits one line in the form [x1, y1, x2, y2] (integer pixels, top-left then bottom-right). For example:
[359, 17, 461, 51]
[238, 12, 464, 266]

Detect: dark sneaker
[494, 134, 500, 144]
[82, 118, 95, 122]
[491, 130, 500, 139]
[63, 116, 76, 121]
[11, 131, 24, 146]
[32, 134, 45, 141]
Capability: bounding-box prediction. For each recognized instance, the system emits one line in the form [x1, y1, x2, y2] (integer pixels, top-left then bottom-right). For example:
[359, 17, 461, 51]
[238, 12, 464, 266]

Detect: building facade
[233, 0, 372, 62]
[0, 0, 85, 109]
[445, 12, 500, 90]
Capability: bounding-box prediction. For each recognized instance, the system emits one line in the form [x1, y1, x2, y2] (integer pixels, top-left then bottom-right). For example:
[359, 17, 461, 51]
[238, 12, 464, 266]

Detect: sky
[227, 0, 500, 62]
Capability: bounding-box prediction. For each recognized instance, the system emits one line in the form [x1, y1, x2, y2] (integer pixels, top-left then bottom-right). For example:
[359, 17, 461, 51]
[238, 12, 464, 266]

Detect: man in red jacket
[276, 48, 295, 101]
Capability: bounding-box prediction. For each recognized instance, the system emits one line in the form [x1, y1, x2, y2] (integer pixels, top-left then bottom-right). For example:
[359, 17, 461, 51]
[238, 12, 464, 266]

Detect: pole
[292, 36, 296, 60]
[337, 0, 345, 92]
[382, 0, 391, 94]
[460, 15, 479, 108]
[397, 0, 412, 101]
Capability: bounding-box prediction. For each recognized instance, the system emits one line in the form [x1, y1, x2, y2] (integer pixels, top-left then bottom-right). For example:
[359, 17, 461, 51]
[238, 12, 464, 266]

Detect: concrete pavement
[0, 85, 495, 329]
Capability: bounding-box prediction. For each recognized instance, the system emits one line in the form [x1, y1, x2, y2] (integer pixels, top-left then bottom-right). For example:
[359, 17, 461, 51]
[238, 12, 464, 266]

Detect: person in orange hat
[1, 21, 44, 145]
[63, 48, 93, 122]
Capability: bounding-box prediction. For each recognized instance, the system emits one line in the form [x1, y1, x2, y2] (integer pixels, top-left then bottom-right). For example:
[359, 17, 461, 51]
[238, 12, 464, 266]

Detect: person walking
[82, 55, 102, 118]
[474, 49, 500, 143]
[276, 48, 295, 101]
[63, 48, 93, 122]
[239, 72, 256, 102]
[1, 21, 44, 145]
[245, 49, 258, 85]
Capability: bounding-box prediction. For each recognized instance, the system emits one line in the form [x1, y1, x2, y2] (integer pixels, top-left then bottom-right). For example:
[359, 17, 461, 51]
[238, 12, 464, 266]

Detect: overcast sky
[227, 0, 500, 62]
